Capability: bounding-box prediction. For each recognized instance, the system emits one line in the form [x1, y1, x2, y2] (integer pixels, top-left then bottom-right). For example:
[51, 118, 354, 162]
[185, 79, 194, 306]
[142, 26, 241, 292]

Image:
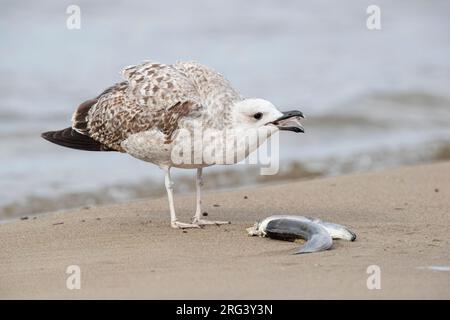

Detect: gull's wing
[71, 62, 203, 151]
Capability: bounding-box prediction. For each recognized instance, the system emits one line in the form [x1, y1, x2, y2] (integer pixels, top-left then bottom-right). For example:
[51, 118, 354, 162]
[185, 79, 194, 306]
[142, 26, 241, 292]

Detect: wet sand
[0, 162, 449, 299]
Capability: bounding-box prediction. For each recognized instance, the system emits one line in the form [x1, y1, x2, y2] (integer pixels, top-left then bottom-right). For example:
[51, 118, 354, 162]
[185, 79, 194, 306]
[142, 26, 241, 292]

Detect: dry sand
[1, 162, 449, 299]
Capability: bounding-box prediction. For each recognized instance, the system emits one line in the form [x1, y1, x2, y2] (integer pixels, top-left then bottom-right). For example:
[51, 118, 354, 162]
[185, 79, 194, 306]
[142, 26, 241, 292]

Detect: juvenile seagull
[42, 61, 304, 228]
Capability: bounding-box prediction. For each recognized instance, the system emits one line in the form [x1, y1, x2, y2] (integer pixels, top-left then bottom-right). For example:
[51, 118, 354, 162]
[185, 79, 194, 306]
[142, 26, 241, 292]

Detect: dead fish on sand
[247, 215, 356, 254]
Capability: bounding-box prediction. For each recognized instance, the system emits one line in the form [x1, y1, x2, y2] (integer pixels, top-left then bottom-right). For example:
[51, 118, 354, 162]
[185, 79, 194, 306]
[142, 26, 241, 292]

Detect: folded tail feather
[41, 127, 115, 151]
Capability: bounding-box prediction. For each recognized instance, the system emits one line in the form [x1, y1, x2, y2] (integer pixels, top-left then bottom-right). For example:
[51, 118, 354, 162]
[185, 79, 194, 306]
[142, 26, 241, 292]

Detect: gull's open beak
[270, 110, 305, 133]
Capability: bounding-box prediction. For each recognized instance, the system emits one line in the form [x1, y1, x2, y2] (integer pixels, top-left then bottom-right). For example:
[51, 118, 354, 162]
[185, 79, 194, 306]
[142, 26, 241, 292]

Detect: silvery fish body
[247, 215, 356, 254]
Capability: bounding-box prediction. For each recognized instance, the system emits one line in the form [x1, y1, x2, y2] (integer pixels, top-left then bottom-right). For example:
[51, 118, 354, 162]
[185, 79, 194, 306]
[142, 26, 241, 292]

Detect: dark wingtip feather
[41, 131, 54, 141]
[40, 127, 115, 152]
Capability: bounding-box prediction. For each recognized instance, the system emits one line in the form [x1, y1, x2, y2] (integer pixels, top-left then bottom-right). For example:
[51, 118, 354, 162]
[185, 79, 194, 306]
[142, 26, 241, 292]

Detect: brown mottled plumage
[69, 61, 241, 151]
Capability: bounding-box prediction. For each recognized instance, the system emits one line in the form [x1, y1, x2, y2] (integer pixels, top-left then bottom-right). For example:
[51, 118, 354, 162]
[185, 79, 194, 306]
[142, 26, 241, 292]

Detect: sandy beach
[1, 162, 449, 299]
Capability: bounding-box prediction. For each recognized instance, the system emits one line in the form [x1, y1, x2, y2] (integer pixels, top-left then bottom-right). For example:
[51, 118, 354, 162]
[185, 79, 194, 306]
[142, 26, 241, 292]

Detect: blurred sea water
[1, 0, 450, 219]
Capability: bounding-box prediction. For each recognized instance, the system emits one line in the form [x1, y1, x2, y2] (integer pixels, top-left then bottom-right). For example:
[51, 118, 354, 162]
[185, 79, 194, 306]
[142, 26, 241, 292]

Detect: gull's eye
[253, 112, 263, 120]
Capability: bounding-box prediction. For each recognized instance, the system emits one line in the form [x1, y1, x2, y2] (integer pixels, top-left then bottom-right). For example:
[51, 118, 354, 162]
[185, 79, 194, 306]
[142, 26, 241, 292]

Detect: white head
[231, 98, 304, 133]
